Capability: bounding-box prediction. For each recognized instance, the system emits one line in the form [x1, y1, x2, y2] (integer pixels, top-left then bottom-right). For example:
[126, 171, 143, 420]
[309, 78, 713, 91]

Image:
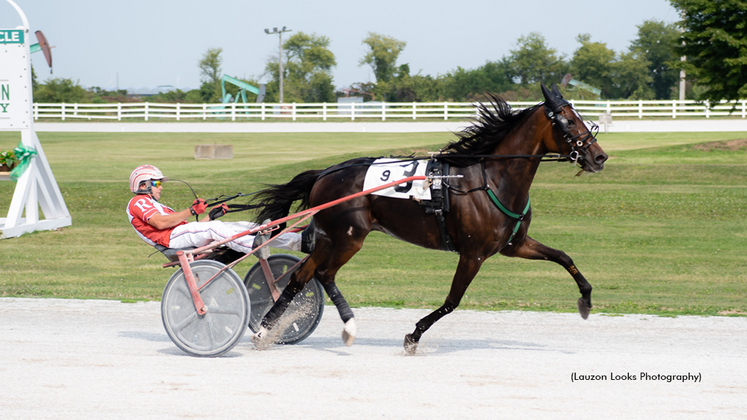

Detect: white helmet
[129, 164, 168, 194]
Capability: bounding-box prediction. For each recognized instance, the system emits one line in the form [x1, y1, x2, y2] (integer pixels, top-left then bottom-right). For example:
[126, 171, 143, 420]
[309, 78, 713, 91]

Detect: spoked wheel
[161, 260, 249, 357]
[244, 254, 325, 345]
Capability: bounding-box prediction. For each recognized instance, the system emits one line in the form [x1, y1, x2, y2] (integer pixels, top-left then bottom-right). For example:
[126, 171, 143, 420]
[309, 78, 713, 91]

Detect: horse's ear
[541, 83, 553, 103]
[551, 84, 563, 99]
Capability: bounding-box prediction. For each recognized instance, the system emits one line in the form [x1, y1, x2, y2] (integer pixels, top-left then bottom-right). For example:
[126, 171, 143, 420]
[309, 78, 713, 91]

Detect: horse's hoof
[577, 298, 591, 320]
[341, 319, 357, 347]
[251, 327, 272, 351]
[403, 334, 418, 356]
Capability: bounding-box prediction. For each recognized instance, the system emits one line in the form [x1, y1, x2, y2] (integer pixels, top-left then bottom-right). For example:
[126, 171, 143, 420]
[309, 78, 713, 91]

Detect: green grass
[1, 130, 746, 316]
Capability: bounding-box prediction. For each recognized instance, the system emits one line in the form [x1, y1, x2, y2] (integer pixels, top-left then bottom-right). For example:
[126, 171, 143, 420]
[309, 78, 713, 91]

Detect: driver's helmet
[129, 164, 168, 194]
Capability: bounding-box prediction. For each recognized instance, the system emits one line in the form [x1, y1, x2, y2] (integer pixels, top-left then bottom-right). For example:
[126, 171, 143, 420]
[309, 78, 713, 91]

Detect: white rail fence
[32, 99, 747, 122]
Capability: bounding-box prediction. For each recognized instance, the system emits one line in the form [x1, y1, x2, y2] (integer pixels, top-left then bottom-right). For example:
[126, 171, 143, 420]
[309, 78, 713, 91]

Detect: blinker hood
[541, 83, 570, 113]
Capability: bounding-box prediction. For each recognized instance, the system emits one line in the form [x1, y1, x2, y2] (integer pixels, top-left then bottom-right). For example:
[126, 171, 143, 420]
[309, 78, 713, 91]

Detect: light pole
[264, 26, 292, 103]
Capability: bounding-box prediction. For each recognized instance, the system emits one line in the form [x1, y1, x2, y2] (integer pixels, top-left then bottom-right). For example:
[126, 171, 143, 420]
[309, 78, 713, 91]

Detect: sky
[1, 0, 680, 92]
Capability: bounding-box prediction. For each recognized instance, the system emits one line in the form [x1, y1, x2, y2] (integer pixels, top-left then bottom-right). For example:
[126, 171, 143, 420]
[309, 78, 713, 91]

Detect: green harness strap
[485, 187, 531, 247]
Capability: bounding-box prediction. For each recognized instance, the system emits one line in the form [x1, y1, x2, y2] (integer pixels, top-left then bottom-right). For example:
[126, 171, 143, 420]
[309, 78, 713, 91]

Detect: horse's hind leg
[252, 253, 322, 349]
[322, 281, 356, 346]
[257, 219, 368, 348]
[404, 254, 483, 355]
[311, 229, 371, 346]
[501, 236, 593, 319]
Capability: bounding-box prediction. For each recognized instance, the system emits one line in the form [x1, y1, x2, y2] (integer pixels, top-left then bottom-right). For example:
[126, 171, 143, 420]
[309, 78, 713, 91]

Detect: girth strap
[425, 159, 457, 253]
[485, 187, 530, 248]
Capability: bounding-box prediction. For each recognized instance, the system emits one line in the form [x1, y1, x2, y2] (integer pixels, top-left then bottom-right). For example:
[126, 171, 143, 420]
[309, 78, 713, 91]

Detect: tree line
[33, 1, 747, 106]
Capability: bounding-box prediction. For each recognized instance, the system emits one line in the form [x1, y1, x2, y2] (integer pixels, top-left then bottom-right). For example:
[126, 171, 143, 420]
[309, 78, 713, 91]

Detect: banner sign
[0, 29, 24, 44]
[0, 28, 31, 129]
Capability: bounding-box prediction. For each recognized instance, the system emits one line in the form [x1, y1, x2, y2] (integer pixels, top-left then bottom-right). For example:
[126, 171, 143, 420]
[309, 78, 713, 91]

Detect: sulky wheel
[161, 260, 249, 357]
[244, 254, 325, 345]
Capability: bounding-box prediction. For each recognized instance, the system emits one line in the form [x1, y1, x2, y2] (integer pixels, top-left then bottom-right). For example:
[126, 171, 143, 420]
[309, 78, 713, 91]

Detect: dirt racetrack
[1, 297, 745, 419]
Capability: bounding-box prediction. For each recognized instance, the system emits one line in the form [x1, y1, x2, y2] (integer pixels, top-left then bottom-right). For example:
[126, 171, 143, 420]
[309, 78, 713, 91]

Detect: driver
[126, 164, 313, 255]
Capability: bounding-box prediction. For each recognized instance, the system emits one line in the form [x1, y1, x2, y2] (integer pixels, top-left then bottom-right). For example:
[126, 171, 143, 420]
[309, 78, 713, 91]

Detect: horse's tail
[252, 169, 323, 224]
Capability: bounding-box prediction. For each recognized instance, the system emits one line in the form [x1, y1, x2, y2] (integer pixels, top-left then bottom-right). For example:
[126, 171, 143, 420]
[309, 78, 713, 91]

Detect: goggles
[150, 180, 162, 188]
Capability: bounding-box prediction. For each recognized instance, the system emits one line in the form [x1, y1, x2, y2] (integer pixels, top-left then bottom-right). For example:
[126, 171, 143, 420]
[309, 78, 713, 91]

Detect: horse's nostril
[595, 153, 608, 164]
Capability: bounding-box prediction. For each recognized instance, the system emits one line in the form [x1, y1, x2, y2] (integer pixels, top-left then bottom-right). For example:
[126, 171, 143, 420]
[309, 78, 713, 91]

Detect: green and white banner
[0, 29, 24, 44]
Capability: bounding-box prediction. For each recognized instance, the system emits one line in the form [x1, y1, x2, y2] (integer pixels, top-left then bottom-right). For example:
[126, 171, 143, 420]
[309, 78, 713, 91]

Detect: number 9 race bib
[362, 158, 431, 201]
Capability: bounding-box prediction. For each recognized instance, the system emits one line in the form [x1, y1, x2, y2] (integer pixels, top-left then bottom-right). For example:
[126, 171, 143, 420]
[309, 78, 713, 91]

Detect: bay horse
[251, 84, 608, 354]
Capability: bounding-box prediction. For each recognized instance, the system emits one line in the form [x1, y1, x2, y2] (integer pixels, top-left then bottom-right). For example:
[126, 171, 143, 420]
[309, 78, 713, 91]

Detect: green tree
[570, 34, 654, 99]
[198, 47, 223, 102]
[359, 32, 407, 83]
[570, 34, 616, 97]
[630, 19, 680, 99]
[34, 78, 89, 103]
[441, 59, 514, 101]
[614, 50, 654, 99]
[264, 32, 336, 102]
[199, 47, 223, 85]
[88, 86, 130, 103]
[197, 82, 219, 102]
[670, 0, 747, 103]
[508, 32, 568, 85]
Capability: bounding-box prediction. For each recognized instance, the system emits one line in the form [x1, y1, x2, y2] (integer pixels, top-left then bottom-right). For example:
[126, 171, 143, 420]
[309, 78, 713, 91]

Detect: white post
[382, 101, 386, 121]
[73, 103, 78, 117]
[61, 102, 65, 121]
[672, 100, 677, 119]
[323, 103, 327, 121]
[1, 1, 72, 238]
[145, 102, 149, 121]
[231, 103, 236, 121]
[176, 103, 180, 121]
[639, 100, 643, 119]
[292, 103, 297, 121]
[351, 102, 355, 121]
[261, 103, 265, 121]
[202, 103, 207, 120]
[705, 101, 710, 118]
[444, 101, 448, 120]
[742, 100, 746, 119]
[117, 103, 121, 121]
[412, 102, 416, 120]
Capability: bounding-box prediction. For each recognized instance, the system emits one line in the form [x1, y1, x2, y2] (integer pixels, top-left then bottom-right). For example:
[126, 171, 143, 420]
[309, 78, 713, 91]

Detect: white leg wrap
[251, 327, 271, 350]
[342, 318, 357, 347]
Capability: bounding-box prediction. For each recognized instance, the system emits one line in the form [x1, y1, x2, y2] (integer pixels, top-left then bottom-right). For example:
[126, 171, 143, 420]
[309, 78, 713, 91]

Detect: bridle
[543, 101, 599, 165]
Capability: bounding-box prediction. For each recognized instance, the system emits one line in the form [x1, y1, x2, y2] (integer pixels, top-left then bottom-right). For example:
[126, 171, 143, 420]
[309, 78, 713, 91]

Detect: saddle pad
[362, 158, 431, 200]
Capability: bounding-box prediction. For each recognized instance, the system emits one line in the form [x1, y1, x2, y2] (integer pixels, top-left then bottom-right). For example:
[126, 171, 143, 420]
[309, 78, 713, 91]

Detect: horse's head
[541, 84, 608, 173]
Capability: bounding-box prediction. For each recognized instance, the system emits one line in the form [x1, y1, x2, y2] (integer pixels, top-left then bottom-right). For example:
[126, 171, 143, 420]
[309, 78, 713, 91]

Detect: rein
[166, 180, 264, 217]
[204, 192, 263, 214]
[314, 152, 574, 180]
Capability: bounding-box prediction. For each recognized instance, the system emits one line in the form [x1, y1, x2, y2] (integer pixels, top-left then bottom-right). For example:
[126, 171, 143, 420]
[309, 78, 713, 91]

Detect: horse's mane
[438, 94, 543, 165]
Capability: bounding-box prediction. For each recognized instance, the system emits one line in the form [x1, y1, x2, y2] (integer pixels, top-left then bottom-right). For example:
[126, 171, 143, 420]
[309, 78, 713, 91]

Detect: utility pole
[679, 11, 686, 103]
[264, 26, 292, 103]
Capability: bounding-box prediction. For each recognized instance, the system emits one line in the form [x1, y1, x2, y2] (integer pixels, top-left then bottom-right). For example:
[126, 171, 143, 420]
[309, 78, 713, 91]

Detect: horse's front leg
[501, 236, 593, 319]
[404, 253, 484, 355]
